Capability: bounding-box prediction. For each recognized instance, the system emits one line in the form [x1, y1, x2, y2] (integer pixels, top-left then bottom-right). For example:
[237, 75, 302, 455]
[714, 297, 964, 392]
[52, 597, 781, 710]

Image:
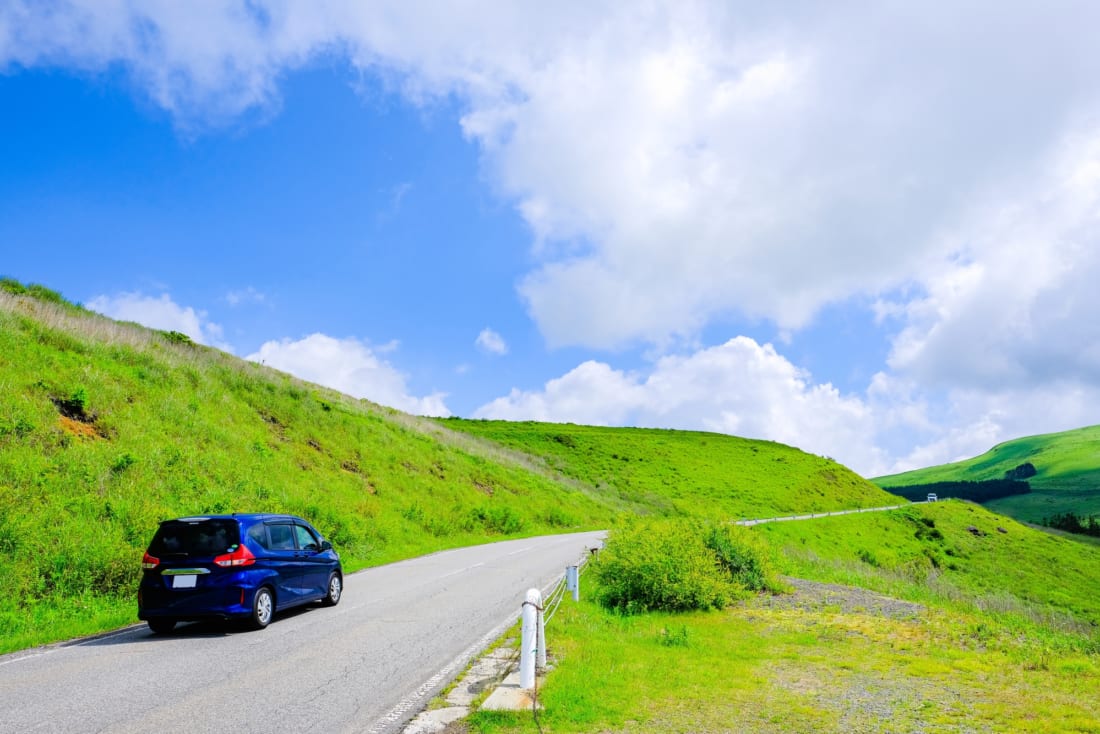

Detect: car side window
[294, 524, 320, 552]
[268, 523, 296, 551]
[247, 523, 270, 550]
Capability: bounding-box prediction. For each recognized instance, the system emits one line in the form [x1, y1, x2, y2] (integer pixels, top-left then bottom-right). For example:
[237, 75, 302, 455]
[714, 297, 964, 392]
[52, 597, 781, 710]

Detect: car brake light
[214, 544, 256, 567]
[142, 552, 160, 570]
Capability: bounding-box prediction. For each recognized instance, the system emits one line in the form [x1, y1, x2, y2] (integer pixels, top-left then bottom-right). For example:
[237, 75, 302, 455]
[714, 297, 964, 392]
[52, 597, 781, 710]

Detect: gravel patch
[752, 577, 926, 620]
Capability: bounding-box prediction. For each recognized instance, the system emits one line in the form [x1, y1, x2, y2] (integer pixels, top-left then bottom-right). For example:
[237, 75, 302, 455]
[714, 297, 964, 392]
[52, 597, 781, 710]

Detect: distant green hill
[437, 419, 896, 519]
[873, 425, 1100, 523]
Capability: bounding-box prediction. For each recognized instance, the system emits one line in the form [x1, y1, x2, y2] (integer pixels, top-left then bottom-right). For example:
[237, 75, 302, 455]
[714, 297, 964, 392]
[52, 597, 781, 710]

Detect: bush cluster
[592, 518, 779, 614]
[1043, 511, 1100, 538]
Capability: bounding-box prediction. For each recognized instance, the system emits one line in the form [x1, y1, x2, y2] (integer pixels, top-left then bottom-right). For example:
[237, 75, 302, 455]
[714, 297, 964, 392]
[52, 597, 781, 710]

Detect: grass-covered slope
[438, 419, 897, 519]
[0, 288, 619, 650]
[874, 425, 1100, 522]
[0, 282, 889, 653]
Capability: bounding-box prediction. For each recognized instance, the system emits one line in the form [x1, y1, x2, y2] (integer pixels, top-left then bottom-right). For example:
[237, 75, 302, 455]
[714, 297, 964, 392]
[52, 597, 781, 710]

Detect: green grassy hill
[0, 285, 615, 650]
[437, 419, 897, 520]
[0, 281, 883, 651]
[873, 425, 1100, 523]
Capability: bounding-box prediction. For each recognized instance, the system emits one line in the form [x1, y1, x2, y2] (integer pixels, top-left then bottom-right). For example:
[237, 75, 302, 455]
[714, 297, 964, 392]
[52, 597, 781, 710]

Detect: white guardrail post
[566, 565, 579, 602]
[520, 588, 543, 690]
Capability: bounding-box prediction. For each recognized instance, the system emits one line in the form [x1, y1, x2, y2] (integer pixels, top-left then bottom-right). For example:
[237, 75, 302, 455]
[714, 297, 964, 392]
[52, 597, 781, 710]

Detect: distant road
[735, 503, 914, 526]
[0, 531, 603, 734]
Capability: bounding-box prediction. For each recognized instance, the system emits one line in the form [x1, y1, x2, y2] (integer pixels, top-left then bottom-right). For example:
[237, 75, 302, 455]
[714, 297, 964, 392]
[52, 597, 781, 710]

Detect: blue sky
[3, 2, 1100, 477]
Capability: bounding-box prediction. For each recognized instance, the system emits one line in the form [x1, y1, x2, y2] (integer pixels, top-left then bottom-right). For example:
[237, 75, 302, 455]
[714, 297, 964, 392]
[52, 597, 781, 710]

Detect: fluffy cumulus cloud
[87, 292, 231, 351]
[246, 333, 449, 417]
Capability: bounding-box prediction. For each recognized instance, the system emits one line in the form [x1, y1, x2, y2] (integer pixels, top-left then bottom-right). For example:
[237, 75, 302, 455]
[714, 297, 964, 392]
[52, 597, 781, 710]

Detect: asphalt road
[0, 531, 604, 734]
[735, 503, 911, 526]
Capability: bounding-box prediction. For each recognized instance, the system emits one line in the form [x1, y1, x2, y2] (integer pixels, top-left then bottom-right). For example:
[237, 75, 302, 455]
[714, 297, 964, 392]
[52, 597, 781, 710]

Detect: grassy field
[468, 502, 1100, 733]
[470, 579, 1100, 733]
[874, 425, 1100, 523]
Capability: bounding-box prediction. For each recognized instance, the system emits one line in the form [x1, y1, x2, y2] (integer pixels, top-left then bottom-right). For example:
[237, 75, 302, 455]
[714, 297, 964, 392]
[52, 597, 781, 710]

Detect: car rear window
[149, 519, 241, 557]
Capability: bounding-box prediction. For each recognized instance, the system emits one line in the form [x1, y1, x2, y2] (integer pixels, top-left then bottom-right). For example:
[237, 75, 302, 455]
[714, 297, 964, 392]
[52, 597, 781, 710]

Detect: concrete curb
[401, 640, 527, 733]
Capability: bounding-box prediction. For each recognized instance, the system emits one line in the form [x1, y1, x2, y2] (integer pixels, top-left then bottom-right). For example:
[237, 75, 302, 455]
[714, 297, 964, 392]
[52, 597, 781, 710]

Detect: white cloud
[476, 337, 887, 473]
[87, 291, 231, 351]
[8, 2, 1099, 353]
[888, 125, 1100, 391]
[246, 333, 450, 416]
[475, 328, 508, 356]
[225, 286, 267, 306]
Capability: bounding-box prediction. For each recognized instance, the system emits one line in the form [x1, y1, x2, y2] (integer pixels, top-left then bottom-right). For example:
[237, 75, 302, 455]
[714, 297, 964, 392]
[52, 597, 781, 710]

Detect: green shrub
[467, 505, 526, 535]
[25, 284, 68, 305]
[53, 386, 90, 419]
[110, 453, 137, 473]
[160, 330, 193, 345]
[705, 524, 782, 593]
[593, 518, 738, 614]
[0, 277, 27, 295]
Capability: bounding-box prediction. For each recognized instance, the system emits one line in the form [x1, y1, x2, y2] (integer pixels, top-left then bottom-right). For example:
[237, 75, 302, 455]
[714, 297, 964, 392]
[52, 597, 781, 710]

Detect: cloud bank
[14, 2, 1100, 473]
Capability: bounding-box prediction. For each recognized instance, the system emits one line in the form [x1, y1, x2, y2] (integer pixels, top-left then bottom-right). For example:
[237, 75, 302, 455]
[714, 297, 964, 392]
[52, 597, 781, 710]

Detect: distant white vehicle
[927, 493, 938, 502]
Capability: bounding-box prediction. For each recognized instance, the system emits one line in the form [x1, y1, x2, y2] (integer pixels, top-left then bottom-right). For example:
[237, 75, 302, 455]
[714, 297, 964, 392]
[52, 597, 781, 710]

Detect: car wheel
[250, 587, 274, 630]
[147, 618, 176, 634]
[322, 572, 342, 606]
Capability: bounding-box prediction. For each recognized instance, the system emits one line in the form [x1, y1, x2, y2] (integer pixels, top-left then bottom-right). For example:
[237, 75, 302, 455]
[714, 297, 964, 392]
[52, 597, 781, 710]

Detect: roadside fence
[519, 544, 598, 690]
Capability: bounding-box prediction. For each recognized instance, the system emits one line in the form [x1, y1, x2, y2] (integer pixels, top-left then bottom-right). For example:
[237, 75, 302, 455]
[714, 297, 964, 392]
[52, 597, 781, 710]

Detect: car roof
[160, 513, 305, 525]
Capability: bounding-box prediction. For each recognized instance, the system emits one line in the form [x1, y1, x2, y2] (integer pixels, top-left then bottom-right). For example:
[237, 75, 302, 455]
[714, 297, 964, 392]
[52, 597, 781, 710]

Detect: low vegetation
[471, 576, 1100, 733]
[470, 502, 1100, 733]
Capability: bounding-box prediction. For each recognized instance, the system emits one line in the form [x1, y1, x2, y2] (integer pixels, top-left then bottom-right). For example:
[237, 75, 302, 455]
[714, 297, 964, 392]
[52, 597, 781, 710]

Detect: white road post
[520, 588, 543, 689]
[566, 565, 580, 602]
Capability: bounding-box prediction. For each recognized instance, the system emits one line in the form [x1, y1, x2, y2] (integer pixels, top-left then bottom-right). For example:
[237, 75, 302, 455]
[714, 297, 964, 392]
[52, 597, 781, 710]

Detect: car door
[292, 522, 329, 599]
[265, 521, 309, 606]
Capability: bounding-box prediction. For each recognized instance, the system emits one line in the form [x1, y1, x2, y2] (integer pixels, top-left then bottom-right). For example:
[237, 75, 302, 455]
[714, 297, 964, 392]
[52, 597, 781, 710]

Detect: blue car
[138, 513, 343, 633]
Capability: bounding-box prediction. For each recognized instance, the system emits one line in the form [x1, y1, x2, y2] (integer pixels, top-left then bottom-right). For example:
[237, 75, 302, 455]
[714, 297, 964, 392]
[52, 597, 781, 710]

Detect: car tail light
[142, 552, 160, 570]
[214, 544, 256, 567]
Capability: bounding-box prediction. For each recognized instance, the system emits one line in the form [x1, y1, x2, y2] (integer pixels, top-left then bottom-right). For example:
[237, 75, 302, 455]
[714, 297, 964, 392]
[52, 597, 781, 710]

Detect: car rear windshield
[148, 519, 241, 558]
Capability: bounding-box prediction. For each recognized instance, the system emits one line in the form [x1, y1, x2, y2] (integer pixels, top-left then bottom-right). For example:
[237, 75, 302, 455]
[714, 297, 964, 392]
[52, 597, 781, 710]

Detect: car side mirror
[320, 540, 333, 552]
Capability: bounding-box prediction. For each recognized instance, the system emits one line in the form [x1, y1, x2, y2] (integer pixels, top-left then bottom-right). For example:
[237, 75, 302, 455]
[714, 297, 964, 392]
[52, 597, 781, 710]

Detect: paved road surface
[0, 531, 603, 734]
[735, 503, 912, 526]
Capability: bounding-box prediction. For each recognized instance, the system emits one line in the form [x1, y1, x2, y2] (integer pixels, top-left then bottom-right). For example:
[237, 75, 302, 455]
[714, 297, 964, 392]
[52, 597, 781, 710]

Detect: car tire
[250, 587, 274, 630]
[147, 618, 176, 634]
[322, 572, 342, 607]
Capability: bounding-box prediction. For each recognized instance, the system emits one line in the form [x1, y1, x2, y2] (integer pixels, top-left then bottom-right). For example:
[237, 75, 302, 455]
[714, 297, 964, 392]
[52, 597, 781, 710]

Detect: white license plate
[172, 575, 197, 589]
